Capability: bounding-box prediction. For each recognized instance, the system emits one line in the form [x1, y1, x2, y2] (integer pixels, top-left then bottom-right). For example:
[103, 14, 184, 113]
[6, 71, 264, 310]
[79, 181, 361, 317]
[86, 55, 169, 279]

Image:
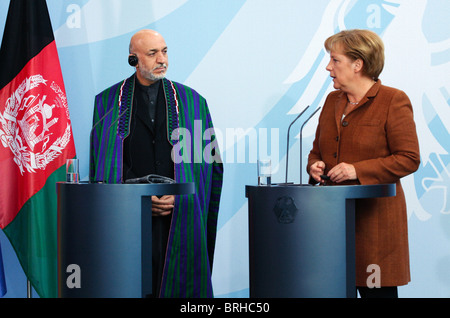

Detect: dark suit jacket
[307, 80, 420, 286]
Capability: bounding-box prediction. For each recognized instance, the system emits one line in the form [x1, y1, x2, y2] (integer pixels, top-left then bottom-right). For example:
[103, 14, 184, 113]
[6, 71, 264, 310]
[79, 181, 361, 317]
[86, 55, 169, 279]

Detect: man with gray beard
[90, 29, 224, 298]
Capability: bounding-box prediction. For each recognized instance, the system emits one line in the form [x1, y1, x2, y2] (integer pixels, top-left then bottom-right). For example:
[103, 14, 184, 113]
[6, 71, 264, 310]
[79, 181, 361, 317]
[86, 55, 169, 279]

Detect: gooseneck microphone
[89, 106, 116, 182]
[285, 105, 310, 184]
[100, 107, 130, 183]
[284, 105, 321, 185]
[299, 107, 321, 184]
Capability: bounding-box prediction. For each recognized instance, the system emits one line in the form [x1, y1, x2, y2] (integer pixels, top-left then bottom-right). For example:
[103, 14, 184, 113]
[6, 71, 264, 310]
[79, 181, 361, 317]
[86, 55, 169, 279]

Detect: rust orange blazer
[307, 80, 420, 287]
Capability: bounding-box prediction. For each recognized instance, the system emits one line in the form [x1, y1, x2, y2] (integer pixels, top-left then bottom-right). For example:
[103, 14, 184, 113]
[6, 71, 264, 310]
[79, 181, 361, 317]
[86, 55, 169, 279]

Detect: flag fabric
[0, 241, 6, 297]
[0, 0, 76, 298]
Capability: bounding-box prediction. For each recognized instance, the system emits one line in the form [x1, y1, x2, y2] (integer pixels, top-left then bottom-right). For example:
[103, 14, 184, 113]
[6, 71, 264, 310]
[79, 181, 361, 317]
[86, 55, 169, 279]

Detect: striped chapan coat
[90, 74, 224, 297]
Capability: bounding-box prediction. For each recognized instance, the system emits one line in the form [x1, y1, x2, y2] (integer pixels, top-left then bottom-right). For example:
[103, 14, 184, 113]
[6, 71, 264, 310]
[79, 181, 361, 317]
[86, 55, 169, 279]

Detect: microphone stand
[299, 107, 321, 184]
[88, 105, 116, 183]
[285, 106, 309, 184]
[100, 107, 130, 183]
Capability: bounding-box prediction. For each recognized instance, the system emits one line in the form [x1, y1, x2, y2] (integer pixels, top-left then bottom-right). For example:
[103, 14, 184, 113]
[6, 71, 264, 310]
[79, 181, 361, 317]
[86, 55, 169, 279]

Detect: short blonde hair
[324, 29, 385, 80]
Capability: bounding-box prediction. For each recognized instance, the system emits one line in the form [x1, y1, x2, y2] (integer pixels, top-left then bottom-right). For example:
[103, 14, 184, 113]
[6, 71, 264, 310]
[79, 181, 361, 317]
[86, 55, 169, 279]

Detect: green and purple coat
[90, 75, 223, 297]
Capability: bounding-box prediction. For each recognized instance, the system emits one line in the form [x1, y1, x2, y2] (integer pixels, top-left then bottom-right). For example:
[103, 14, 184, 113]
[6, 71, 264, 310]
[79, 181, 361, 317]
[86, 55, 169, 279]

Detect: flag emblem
[0, 74, 72, 175]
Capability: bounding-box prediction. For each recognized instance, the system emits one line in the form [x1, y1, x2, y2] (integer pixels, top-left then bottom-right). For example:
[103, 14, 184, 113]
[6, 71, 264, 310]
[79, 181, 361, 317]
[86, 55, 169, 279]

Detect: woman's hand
[328, 162, 357, 183]
[309, 160, 326, 183]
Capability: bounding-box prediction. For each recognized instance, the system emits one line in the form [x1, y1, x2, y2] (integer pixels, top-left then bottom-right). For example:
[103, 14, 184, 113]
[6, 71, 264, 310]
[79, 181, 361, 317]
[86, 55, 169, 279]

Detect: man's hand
[152, 195, 174, 216]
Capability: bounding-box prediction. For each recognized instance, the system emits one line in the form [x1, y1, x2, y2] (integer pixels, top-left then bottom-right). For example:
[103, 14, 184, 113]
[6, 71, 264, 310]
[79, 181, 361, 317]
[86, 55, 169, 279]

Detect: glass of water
[257, 159, 271, 186]
[66, 158, 79, 183]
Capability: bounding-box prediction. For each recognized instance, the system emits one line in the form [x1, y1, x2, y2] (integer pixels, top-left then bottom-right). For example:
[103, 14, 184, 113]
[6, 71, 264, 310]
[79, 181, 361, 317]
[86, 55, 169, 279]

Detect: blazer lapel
[334, 93, 347, 133]
[333, 80, 382, 130]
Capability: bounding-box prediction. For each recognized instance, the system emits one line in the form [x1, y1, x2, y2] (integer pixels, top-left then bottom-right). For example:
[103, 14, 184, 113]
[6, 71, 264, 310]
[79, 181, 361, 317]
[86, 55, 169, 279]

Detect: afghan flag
[0, 0, 76, 298]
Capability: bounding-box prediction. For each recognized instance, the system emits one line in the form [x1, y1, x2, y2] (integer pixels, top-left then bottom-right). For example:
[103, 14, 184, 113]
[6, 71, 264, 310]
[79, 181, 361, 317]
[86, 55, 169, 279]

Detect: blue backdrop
[1, 0, 449, 298]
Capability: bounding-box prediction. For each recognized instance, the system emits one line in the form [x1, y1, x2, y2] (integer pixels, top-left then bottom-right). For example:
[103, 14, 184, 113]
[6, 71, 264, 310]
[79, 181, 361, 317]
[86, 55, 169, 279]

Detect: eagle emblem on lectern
[273, 196, 298, 224]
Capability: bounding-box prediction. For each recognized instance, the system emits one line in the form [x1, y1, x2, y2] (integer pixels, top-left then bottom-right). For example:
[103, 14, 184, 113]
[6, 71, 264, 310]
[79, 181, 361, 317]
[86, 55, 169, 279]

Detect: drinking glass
[257, 159, 271, 186]
[66, 158, 79, 183]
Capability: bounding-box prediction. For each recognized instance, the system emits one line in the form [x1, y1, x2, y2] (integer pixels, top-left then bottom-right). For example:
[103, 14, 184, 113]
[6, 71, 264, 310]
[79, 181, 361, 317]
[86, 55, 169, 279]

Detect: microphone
[89, 105, 116, 182]
[100, 106, 130, 183]
[299, 107, 321, 184]
[285, 105, 310, 184]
